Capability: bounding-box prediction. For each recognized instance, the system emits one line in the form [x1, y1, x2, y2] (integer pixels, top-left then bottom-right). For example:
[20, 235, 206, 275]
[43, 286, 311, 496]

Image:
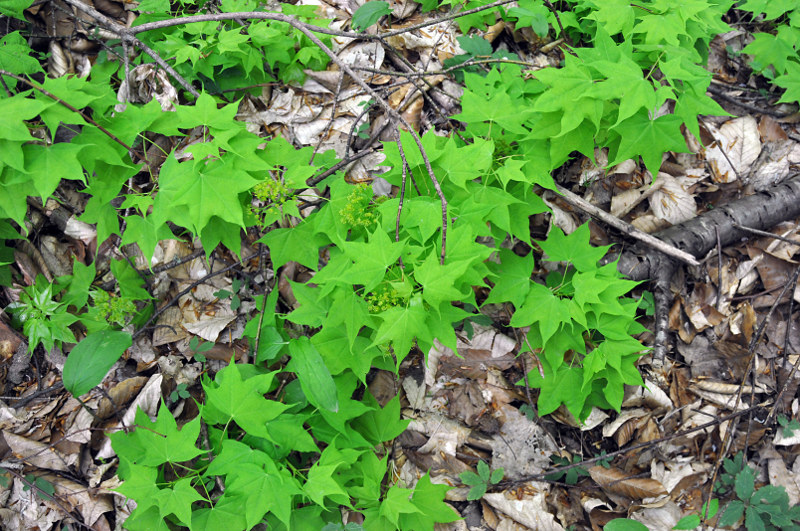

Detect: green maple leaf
[437, 136, 494, 189]
[455, 85, 535, 135]
[191, 492, 248, 530]
[286, 282, 330, 327]
[317, 373, 372, 433]
[114, 463, 159, 512]
[484, 248, 534, 308]
[119, 405, 204, 467]
[226, 463, 299, 528]
[121, 213, 175, 264]
[532, 365, 589, 419]
[402, 473, 459, 529]
[742, 28, 799, 76]
[508, 0, 549, 36]
[510, 282, 571, 347]
[0, 31, 42, 75]
[203, 361, 288, 438]
[156, 478, 204, 527]
[260, 221, 321, 270]
[775, 61, 800, 105]
[739, 0, 797, 20]
[537, 224, 609, 271]
[584, 0, 635, 36]
[304, 463, 350, 507]
[0, 95, 49, 143]
[206, 439, 270, 477]
[415, 252, 472, 310]
[199, 216, 242, 258]
[18, 143, 85, 200]
[609, 110, 689, 177]
[312, 325, 380, 383]
[674, 84, 731, 141]
[372, 293, 430, 364]
[632, 12, 685, 47]
[325, 289, 373, 349]
[154, 155, 258, 235]
[533, 59, 594, 115]
[340, 229, 403, 292]
[380, 484, 422, 527]
[176, 91, 239, 130]
[352, 394, 410, 445]
[123, 505, 172, 531]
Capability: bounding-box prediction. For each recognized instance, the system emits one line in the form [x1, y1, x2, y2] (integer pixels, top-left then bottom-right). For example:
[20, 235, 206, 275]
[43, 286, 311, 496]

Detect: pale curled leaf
[705, 116, 761, 182]
[649, 175, 696, 224]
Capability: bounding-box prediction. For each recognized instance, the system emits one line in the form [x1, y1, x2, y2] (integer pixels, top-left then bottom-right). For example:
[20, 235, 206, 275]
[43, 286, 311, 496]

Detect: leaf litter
[3, 0, 800, 530]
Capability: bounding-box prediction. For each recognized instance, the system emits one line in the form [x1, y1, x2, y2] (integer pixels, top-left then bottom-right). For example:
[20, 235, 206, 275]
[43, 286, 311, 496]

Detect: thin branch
[554, 183, 701, 267]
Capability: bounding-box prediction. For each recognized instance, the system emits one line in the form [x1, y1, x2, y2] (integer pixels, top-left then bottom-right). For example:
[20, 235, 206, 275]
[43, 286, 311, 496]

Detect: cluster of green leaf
[712, 453, 800, 530]
[133, 0, 331, 90]
[737, 0, 800, 105]
[672, 453, 800, 530]
[459, 461, 504, 500]
[111, 359, 458, 530]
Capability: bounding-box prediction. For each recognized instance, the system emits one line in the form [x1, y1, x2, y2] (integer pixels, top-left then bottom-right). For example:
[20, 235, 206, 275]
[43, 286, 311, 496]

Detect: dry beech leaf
[182, 306, 236, 342]
[631, 213, 668, 233]
[750, 140, 793, 190]
[39, 471, 114, 527]
[622, 380, 674, 411]
[2, 431, 76, 471]
[649, 175, 696, 224]
[96, 376, 148, 419]
[611, 187, 645, 218]
[690, 378, 763, 395]
[758, 115, 788, 142]
[706, 116, 762, 182]
[614, 418, 639, 446]
[602, 408, 648, 439]
[588, 466, 668, 499]
[482, 490, 565, 531]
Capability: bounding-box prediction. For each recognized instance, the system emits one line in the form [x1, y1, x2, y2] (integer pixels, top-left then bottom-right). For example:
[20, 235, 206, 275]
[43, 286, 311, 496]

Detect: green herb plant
[777, 415, 800, 437]
[544, 454, 591, 485]
[714, 453, 800, 530]
[460, 461, 504, 500]
[5, 277, 77, 353]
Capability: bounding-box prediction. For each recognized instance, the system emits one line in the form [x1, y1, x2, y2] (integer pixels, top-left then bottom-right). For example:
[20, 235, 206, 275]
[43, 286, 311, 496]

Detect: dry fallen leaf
[588, 465, 668, 499]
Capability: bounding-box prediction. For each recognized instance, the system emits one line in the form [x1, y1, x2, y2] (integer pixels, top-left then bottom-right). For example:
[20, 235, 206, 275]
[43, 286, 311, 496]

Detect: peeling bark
[620, 175, 800, 282]
[616, 175, 800, 365]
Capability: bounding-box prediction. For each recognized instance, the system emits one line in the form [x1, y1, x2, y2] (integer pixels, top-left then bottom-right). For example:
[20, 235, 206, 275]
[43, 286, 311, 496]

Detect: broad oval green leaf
[63, 330, 132, 397]
[351, 1, 392, 31]
[604, 519, 649, 531]
[287, 337, 338, 412]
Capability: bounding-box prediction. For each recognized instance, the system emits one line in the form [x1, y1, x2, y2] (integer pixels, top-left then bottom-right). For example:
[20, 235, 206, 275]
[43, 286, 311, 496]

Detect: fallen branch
[619, 174, 800, 281]
[555, 183, 701, 267]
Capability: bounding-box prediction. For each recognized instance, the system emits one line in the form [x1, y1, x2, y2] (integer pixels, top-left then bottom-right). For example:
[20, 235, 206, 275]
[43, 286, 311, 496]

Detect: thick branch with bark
[618, 175, 800, 281]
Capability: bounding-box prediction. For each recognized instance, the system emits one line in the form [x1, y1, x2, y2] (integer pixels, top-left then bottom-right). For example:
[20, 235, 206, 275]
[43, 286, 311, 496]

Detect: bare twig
[554, 183, 701, 267]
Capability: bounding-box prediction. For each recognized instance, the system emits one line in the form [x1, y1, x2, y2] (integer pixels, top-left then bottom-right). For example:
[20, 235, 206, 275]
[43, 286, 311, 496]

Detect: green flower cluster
[365, 285, 404, 313]
[91, 290, 136, 326]
[253, 177, 290, 204]
[339, 183, 381, 228]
